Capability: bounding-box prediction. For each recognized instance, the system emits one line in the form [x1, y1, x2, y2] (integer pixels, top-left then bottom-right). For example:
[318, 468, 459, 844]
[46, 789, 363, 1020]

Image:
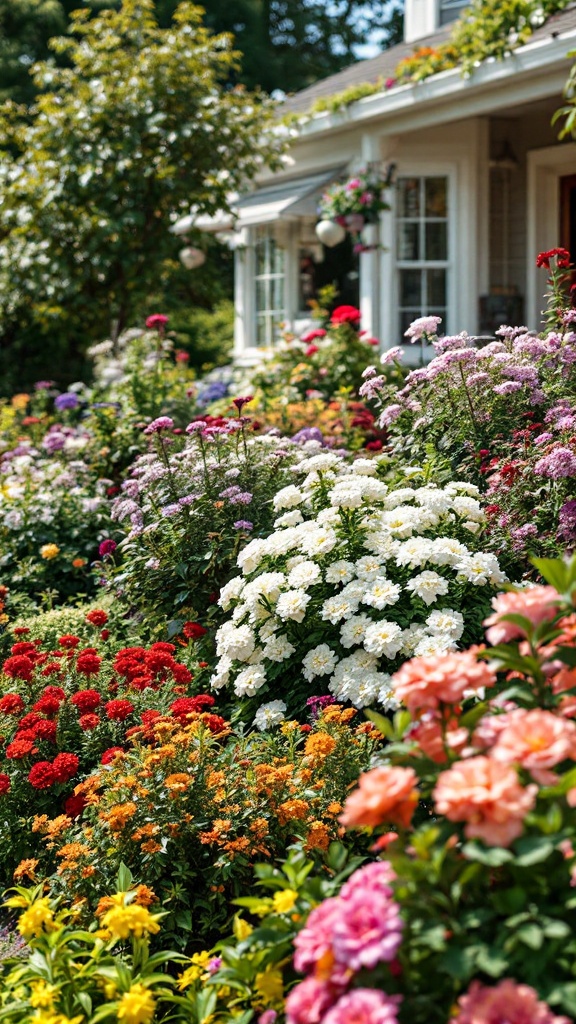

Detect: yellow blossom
[272, 889, 298, 914]
[29, 981, 59, 1009]
[177, 951, 212, 989]
[11, 393, 29, 410]
[254, 969, 284, 1004]
[100, 904, 161, 940]
[233, 917, 253, 941]
[117, 984, 156, 1024]
[17, 897, 57, 939]
[40, 544, 60, 561]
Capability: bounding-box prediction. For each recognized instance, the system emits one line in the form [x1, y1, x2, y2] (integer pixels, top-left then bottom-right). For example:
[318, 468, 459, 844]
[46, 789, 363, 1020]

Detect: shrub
[284, 555, 576, 1024]
[211, 453, 507, 722]
[109, 411, 314, 632]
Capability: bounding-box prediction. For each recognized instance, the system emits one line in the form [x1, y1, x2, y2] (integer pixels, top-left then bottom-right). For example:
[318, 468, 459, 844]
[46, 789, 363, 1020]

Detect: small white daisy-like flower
[325, 559, 356, 584]
[302, 643, 338, 681]
[362, 578, 402, 610]
[426, 607, 464, 640]
[413, 634, 457, 658]
[340, 613, 373, 649]
[274, 509, 304, 528]
[253, 700, 287, 731]
[363, 620, 404, 658]
[405, 570, 449, 606]
[233, 665, 267, 696]
[355, 555, 385, 581]
[218, 575, 245, 610]
[276, 589, 311, 622]
[263, 634, 296, 662]
[300, 527, 338, 557]
[321, 595, 356, 624]
[287, 560, 322, 589]
[350, 458, 379, 476]
[273, 485, 305, 510]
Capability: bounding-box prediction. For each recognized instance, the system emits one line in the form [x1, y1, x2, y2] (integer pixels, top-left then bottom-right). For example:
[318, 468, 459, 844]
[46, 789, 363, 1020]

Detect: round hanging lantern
[179, 246, 206, 270]
[315, 219, 346, 248]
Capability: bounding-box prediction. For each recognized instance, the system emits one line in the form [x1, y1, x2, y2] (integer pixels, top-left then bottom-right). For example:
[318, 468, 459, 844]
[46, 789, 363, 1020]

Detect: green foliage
[171, 300, 235, 372]
[0, 0, 281, 381]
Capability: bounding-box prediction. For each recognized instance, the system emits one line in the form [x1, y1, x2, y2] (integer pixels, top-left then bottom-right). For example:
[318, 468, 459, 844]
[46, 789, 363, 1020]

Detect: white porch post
[234, 227, 252, 357]
[359, 133, 382, 341]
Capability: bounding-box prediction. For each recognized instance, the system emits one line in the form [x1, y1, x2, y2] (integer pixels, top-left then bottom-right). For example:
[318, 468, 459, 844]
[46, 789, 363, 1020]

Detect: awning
[234, 166, 346, 227]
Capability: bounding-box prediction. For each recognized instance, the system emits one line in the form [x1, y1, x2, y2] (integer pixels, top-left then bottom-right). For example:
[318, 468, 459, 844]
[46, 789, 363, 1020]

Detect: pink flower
[404, 315, 442, 341]
[339, 766, 419, 829]
[409, 712, 469, 763]
[301, 329, 327, 342]
[293, 897, 341, 974]
[340, 860, 396, 900]
[145, 314, 169, 331]
[392, 650, 496, 714]
[323, 990, 402, 1024]
[331, 888, 403, 969]
[433, 756, 537, 847]
[285, 977, 338, 1024]
[454, 979, 571, 1024]
[483, 586, 560, 645]
[306, 345, 319, 356]
[489, 708, 576, 784]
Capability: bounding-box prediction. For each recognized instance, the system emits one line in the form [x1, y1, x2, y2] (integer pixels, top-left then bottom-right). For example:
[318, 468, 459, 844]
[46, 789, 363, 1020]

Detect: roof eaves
[291, 27, 576, 140]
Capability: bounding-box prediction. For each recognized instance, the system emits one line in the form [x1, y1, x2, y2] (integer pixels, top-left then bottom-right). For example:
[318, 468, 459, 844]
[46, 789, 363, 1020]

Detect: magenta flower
[331, 887, 403, 970]
[293, 897, 341, 974]
[232, 395, 254, 411]
[145, 314, 169, 331]
[143, 416, 174, 435]
[323, 990, 402, 1024]
[285, 977, 338, 1024]
[99, 539, 117, 557]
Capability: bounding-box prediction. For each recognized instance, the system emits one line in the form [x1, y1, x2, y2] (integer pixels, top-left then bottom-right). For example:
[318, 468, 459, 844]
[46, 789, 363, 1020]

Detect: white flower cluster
[211, 457, 506, 720]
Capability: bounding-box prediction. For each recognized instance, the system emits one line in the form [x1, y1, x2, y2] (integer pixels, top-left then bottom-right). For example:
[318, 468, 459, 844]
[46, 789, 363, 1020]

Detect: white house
[178, 0, 576, 361]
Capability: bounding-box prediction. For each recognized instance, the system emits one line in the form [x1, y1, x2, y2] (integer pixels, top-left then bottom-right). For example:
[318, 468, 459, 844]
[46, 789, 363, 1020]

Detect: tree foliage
[0, 0, 282, 382]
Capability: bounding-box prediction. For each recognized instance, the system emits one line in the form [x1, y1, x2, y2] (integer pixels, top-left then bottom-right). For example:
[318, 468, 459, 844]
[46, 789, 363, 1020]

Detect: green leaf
[364, 709, 393, 739]
[516, 923, 544, 949]
[116, 863, 133, 892]
[531, 557, 569, 592]
[474, 944, 509, 977]
[461, 842, 513, 866]
[513, 836, 554, 866]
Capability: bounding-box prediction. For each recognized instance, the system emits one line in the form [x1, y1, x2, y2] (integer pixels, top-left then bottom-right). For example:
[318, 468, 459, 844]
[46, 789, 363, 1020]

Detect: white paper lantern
[179, 246, 206, 270]
[315, 219, 346, 248]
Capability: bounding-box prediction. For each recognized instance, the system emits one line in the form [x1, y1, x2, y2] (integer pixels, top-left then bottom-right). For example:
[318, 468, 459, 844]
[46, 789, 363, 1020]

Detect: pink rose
[340, 860, 396, 900]
[331, 888, 403, 970]
[483, 586, 560, 645]
[285, 977, 338, 1024]
[392, 650, 496, 714]
[433, 755, 537, 847]
[339, 766, 419, 829]
[293, 897, 341, 974]
[489, 707, 576, 784]
[323, 990, 402, 1024]
[454, 979, 571, 1024]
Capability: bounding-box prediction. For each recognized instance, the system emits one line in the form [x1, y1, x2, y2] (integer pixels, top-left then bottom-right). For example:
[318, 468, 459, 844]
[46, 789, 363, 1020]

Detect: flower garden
[2, 253, 576, 1024]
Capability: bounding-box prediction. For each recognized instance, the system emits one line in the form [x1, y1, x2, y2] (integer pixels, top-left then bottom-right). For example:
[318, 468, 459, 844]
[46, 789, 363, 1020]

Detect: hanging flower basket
[317, 165, 394, 252]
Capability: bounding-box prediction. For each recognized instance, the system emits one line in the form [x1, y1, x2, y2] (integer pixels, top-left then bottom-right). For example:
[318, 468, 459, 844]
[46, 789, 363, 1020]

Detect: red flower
[301, 329, 327, 342]
[52, 752, 80, 783]
[98, 539, 117, 557]
[536, 247, 571, 269]
[101, 746, 124, 764]
[35, 720, 57, 743]
[105, 699, 134, 721]
[305, 345, 319, 356]
[58, 635, 80, 649]
[33, 696, 61, 717]
[201, 713, 227, 734]
[145, 651, 176, 674]
[150, 642, 176, 654]
[191, 694, 216, 711]
[141, 710, 162, 726]
[130, 674, 154, 691]
[6, 738, 36, 759]
[170, 698, 199, 721]
[0, 774, 10, 794]
[43, 686, 66, 701]
[76, 652, 102, 676]
[330, 305, 361, 326]
[28, 762, 56, 789]
[172, 664, 193, 684]
[64, 794, 87, 818]
[10, 642, 38, 658]
[3, 655, 34, 681]
[183, 622, 207, 640]
[365, 440, 383, 451]
[232, 395, 254, 411]
[0, 694, 25, 715]
[13, 627, 30, 636]
[71, 689, 101, 713]
[79, 713, 100, 731]
[100, 630, 110, 641]
[41, 663, 63, 677]
[85, 609, 108, 626]
[18, 713, 41, 731]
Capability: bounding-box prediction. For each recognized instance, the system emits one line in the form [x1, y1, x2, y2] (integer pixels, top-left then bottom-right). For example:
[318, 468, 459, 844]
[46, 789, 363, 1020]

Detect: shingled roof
[282, 2, 576, 115]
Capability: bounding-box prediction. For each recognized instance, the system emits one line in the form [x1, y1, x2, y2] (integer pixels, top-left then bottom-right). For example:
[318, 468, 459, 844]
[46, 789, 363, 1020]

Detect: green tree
[0, 0, 282, 387]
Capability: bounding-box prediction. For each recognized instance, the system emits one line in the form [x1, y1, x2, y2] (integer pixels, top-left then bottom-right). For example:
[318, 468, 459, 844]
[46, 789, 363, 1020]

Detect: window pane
[255, 241, 267, 275]
[427, 268, 447, 306]
[398, 222, 419, 261]
[256, 314, 268, 345]
[425, 222, 447, 260]
[397, 178, 420, 218]
[425, 177, 448, 217]
[271, 276, 284, 310]
[256, 278, 268, 313]
[400, 269, 422, 306]
[271, 241, 285, 274]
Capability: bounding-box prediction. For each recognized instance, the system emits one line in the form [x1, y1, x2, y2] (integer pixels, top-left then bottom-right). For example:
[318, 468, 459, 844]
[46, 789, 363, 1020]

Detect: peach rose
[339, 766, 419, 829]
[392, 650, 496, 715]
[551, 667, 576, 718]
[433, 755, 537, 847]
[410, 712, 469, 764]
[489, 708, 576, 784]
[483, 586, 560, 645]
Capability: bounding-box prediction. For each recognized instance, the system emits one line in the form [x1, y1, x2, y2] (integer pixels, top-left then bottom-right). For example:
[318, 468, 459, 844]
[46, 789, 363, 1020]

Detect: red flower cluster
[330, 305, 362, 326]
[170, 694, 215, 722]
[28, 752, 79, 789]
[112, 643, 192, 690]
[71, 689, 101, 713]
[536, 248, 571, 269]
[182, 622, 207, 641]
[105, 699, 134, 721]
[85, 609, 108, 627]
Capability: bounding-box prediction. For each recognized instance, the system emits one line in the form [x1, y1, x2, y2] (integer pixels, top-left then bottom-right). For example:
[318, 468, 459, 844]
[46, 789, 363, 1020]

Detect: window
[396, 176, 449, 340]
[254, 229, 286, 346]
[438, 0, 468, 25]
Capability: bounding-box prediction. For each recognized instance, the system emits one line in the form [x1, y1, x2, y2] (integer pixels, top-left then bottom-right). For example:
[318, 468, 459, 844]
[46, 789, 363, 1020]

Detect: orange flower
[101, 802, 137, 832]
[433, 755, 537, 847]
[304, 733, 337, 762]
[141, 840, 163, 854]
[305, 821, 331, 851]
[277, 799, 309, 825]
[13, 858, 39, 882]
[135, 885, 157, 907]
[72, 558, 87, 568]
[165, 773, 191, 793]
[340, 766, 419, 829]
[392, 650, 496, 714]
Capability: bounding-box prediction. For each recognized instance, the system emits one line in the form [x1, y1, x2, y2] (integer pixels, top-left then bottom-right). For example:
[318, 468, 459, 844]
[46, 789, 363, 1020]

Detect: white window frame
[396, 174, 450, 341]
[393, 169, 453, 342]
[253, 227, 287, 347]
[438, 0, 468, 26]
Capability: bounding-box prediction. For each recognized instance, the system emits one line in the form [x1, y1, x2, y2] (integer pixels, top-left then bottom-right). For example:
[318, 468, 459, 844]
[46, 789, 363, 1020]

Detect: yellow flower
[40, 544, 60, 561]
[29, 981, 59, 1009]
[33, 1014, 83, 1024]
[100, 904, 161, 940]
[117, 985, 156, 1024]
[11, 393, 29, 410]
[233, 917, 253, 941]
[254, 969, 284, 1004]
[17, 897, 57, 939]
[272, 889, 298, 915]
[177, 952, 212, 990]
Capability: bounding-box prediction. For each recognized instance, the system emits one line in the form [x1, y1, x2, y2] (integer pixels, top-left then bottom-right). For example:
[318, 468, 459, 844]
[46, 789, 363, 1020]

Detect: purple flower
[34, 380, 56, 391]
[54, 392, 80, 411]
[466, 372, 490, 387]
[99, 539, 117, 557]
[186, 421, 207, 434]
[555, 415, 576, 431]
[229, 491, 253, 505]
[359, 375, 386, 399]
[533, 432, 553, 446]
[233, 520, 253, 531]
[219, 485, 242, 499]
[558, 500, 576, 542]
[306, 695, 335, 720]
[510, 523, 538, 551]
[179, 493, 200, 506]
[42, 431, 67, 453]
[379, 404, 402, 427]
[493, 381, 523, 395]
[331, 887, 403, 969]
[292, 427, 324, 445]
[161, 503, 181, 517]
[535, 447, 576, 479]
[381, 346, 403, 364]
[143, 416, 174, 435]
[207, 957, 222, 974]
[404, 315, 442, 342]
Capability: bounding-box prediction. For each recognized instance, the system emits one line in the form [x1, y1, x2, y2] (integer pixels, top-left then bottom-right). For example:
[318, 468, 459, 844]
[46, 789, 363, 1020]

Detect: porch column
[234, 227, 252, 358]
[359, 133, 382, 341]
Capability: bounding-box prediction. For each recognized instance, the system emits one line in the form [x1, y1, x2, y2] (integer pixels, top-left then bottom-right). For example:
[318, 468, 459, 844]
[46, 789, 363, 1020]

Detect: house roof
[282, 2, 576, 116]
